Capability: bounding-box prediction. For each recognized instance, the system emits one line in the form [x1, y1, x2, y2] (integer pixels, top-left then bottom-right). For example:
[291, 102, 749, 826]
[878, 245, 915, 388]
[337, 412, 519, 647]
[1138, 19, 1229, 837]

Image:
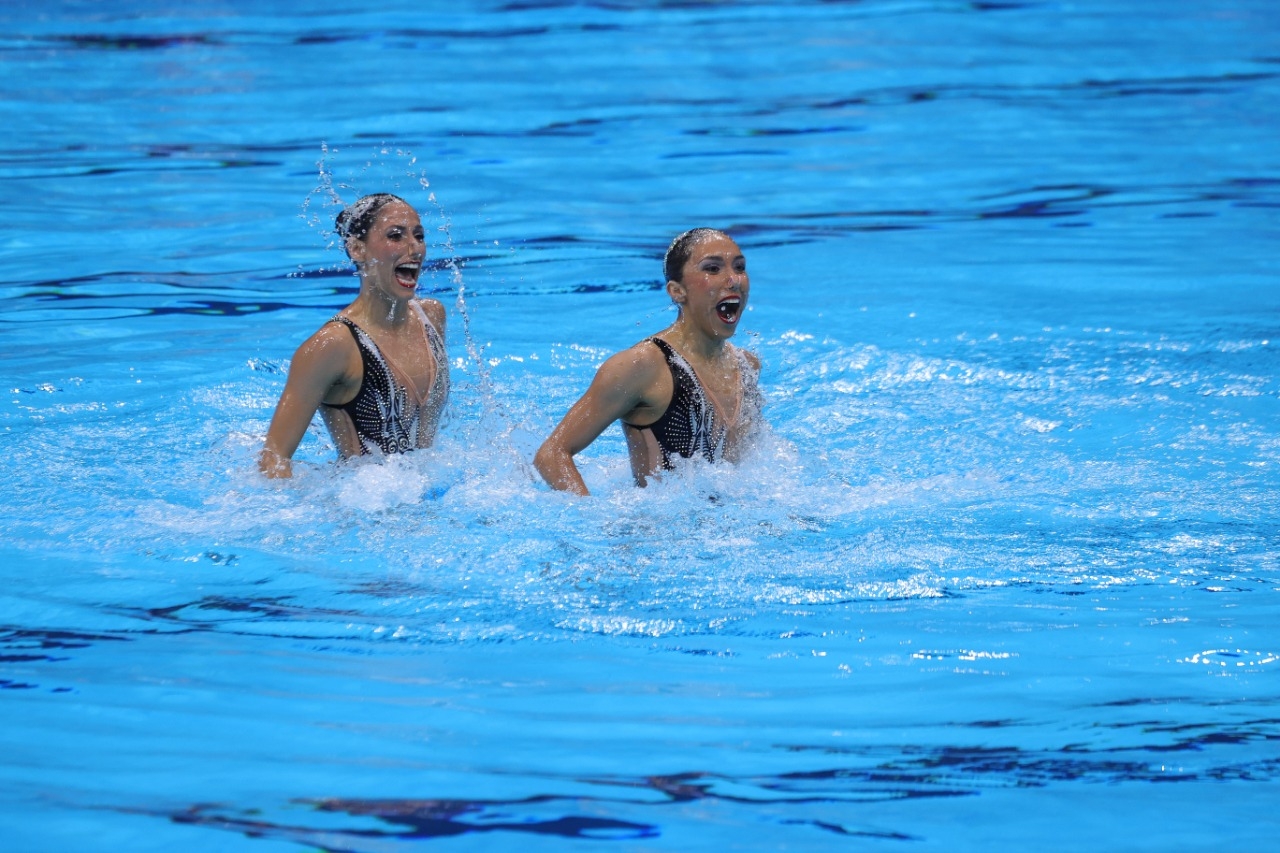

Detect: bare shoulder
[293, 319, 356, 371]
[298, 317, 351, 353]
[581, 339, 671, 422]
[739, 347, 761, 372]
[598, 338, 667, 382]
[414, 297, 447, 332]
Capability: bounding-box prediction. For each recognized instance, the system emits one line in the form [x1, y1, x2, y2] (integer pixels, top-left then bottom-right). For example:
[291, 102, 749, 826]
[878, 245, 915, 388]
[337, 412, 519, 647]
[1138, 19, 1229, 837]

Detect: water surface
[2, 1, 1278, 850]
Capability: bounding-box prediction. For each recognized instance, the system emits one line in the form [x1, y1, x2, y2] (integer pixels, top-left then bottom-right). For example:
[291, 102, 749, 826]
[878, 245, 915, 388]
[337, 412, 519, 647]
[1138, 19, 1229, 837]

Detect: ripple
[1180, 649, 1280, 668]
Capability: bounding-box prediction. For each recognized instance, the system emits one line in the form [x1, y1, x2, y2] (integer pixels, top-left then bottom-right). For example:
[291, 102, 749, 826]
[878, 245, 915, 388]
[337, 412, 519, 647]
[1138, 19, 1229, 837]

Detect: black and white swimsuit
[628, 336, 761, 470]
[322, 305, 449, 456]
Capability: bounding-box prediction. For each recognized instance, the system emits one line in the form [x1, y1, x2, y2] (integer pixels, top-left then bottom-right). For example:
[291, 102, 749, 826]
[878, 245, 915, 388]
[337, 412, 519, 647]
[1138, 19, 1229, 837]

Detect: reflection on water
[136, 709, 1280, 848]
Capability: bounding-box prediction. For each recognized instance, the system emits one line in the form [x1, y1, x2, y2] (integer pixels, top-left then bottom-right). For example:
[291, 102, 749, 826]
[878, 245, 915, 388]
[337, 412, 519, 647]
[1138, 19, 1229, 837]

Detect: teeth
[395, 265, 419, 287]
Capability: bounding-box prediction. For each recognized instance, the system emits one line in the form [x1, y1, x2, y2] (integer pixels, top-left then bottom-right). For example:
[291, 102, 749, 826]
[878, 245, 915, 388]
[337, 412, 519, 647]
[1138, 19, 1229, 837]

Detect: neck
[664, 316, 732, 363]
[351, 283, 413, 329]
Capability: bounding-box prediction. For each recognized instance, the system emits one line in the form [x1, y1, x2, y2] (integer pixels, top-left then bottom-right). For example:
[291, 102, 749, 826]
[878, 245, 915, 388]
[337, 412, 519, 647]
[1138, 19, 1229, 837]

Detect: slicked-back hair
[335, 193, 407, 258]
[663, 228, 725, 283]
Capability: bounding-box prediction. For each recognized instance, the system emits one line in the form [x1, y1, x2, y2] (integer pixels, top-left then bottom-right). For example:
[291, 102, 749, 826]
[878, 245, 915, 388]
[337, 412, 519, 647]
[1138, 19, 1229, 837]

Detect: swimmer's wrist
[258, 448, 293, 479]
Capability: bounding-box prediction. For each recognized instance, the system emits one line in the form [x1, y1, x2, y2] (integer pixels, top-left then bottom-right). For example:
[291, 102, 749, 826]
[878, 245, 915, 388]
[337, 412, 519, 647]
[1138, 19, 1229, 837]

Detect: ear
[666, 278, 686, 306]
[346, 236, 367, 265]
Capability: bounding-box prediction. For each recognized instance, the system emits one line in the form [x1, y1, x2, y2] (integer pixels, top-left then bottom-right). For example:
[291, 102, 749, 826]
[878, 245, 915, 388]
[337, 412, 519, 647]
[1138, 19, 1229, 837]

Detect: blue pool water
[3, 1, 1279, 849]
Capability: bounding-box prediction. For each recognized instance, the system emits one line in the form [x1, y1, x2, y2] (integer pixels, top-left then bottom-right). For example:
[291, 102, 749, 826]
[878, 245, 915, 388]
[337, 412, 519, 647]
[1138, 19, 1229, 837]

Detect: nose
[728, 271, 746, 290]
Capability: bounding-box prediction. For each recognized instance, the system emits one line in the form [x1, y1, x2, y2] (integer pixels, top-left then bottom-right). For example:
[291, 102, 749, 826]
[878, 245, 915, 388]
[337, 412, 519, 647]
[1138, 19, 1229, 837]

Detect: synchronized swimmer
[259, 193, 449, 478]
[534, 228, 763, 495]
[260, 215, 762, 491]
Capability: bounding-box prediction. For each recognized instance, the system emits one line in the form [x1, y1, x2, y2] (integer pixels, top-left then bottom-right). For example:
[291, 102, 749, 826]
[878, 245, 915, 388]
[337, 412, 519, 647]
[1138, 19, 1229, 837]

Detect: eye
[734, 259, 746, 273]
[702, 262, 722, 274]
[386, 228, 403, 241]
[413, 228, 425, 241]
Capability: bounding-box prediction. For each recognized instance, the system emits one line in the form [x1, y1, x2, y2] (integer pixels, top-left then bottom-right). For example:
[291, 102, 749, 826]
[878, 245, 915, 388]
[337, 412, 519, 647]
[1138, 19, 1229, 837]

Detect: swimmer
[534, 228, 763, 495]
[259, 193, 449, 478]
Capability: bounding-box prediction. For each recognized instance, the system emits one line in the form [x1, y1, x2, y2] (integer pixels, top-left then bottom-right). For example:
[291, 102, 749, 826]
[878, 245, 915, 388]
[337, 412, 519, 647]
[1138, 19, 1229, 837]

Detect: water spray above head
[335, 193, 408, 258]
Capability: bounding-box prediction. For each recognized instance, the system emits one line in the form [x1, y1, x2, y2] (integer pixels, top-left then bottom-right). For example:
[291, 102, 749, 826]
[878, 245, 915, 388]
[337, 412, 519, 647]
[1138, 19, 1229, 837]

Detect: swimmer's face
[667, 232, 749, 338]
[347, 201, 426, 297]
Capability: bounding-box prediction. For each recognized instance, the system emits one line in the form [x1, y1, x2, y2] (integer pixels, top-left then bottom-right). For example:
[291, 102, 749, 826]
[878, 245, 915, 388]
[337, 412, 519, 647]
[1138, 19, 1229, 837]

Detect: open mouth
[394, 263, 420, 289]
[716, 297, 742, 324]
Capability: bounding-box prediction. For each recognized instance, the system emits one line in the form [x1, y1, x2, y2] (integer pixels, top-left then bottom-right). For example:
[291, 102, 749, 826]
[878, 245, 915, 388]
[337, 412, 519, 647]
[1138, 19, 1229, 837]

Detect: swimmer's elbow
[532, 441, 565, 480]
[533, 441, 588, 495]
[532, 441, 549, 466]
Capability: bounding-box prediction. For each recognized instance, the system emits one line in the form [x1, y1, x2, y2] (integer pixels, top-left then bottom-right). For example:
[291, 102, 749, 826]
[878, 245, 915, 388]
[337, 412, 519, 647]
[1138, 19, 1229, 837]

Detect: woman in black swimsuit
[534, 228, 762, 495]
[259, 194, 449, 478]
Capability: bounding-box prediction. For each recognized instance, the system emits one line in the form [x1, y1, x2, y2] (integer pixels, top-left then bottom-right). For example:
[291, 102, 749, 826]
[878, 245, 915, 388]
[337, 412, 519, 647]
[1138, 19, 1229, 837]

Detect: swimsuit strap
[410, 301, 450, 407]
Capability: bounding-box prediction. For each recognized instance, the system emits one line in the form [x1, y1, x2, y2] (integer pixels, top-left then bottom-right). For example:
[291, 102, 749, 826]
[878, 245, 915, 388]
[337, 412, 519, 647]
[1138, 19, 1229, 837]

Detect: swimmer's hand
[258, 448, 293, 479]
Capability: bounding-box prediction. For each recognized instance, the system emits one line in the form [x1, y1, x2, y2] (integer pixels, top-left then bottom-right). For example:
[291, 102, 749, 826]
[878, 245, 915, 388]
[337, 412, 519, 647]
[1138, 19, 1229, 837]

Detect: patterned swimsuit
[631, 337, 761, 469]
[322, 306, 449, 456]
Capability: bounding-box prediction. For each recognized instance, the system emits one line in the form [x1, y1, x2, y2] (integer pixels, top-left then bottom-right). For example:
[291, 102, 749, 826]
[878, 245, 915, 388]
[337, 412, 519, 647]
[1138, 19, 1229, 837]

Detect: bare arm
[258, 325, 356, 478]
[534, 345, 666, 496]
